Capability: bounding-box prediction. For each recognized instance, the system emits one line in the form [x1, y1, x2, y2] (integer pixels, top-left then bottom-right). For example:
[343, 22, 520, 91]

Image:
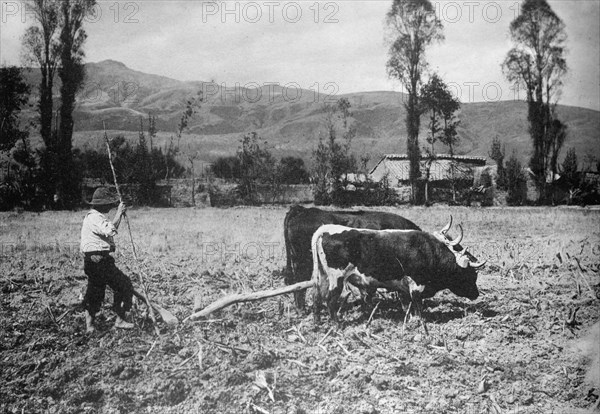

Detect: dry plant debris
[0, 206, 598, 413]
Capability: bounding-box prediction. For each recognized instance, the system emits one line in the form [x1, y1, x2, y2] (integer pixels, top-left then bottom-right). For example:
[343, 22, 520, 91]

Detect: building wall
[371, 158, 482, 187]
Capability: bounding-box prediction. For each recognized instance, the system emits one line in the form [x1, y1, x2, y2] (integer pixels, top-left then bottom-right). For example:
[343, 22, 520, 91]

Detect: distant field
[1, 206, 599, 413]
[2, 205, 598, 266]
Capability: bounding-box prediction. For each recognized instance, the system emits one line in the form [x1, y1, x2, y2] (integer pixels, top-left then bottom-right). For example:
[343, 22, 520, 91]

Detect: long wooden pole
[103, 123, 174, 331]
[183, 280, 314, 322]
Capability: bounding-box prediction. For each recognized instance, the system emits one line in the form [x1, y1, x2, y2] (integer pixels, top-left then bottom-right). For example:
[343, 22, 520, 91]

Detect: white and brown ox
[310, 218, 486, 323]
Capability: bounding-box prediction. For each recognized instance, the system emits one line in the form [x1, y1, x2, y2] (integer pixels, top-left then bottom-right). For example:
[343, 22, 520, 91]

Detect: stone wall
[255, 185, 314, 204]
[209, 184, 314, 207]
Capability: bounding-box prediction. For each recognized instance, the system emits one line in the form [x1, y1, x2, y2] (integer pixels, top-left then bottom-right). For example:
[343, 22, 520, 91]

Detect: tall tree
[489, 136, 506, 189]
[420, 73, 460, 154]
[57, 0, 95, 155]
[438, 90, 460, 156]
[21, 0, 61, 149]
[502, 0, 567, 203]
[52, 0, 96, 207]
[0, 66, 31, 152]
[420, 73, 460, 202]
[548, 118, 567, 182]
[420, 74, 443, 155]
[385, 0, 443, 203]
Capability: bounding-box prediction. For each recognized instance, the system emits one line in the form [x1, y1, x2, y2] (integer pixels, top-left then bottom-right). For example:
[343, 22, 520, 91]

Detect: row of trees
[384, 0, 571, 205]
[1, 0, 100, 209]
[0, 91, 187, 209]
[213, 0, 578, 207]
[21, 0, 98, 207]
[489, 135, 597, 206]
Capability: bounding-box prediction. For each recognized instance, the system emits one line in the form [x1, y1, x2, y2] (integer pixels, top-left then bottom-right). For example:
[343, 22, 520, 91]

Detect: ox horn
[448, 224, 463, 246]
[469, 259, 487, 269]
[440, 216, 453, 235]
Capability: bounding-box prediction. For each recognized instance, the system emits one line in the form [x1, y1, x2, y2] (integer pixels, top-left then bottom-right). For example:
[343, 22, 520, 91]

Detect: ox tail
[310, 225, 324, 292]
[310, 225, 326, 318]
[311, 225, 353, 294]
[311, 225, 335, 308]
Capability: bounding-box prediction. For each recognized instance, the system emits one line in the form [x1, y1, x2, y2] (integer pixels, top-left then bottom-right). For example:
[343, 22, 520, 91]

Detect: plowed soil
[1, 206, 599, 414]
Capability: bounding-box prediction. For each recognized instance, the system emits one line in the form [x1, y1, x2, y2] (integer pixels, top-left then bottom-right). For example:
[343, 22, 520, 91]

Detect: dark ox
[283, 205, 421, 311]
[311, 220, 486, 323]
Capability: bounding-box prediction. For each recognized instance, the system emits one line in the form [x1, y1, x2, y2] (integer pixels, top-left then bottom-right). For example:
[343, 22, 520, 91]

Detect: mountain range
[21, 59, 600, 169]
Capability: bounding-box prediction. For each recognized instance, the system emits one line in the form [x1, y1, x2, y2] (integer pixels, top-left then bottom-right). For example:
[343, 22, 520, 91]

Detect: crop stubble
[0, 206, 599, 413]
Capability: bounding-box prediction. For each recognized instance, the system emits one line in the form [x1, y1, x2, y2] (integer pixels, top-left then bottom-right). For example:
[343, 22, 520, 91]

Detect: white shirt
[80, 209, 118, 253]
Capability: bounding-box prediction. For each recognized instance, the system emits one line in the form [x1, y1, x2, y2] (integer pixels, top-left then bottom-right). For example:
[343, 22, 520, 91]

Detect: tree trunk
[39, 68, 54, 148]
[406, 90, 421, 204]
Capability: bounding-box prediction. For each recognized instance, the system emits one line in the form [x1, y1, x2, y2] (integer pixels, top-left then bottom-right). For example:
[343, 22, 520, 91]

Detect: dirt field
[1, 206, 599, 414]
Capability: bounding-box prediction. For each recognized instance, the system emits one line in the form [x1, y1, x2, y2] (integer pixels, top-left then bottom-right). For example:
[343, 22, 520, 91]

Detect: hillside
[23, 60, 600, 168]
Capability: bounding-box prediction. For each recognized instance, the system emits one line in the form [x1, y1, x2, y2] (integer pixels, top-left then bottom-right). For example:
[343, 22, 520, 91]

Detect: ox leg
[337, 287, 351, 319]
[394, 277, 412, 314]
[285, 266, 307, 313]
[294, 290, 307, 314]
[358, 287, 378, 316]
[312, 271, 330, 325]
[406, 277, 428, 335]
[411, 295, 428, 336]
[326, 284, 343, 326]
[312, 286, 322, 325]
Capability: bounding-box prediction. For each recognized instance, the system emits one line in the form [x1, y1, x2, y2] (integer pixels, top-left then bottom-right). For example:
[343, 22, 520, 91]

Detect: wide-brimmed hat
[88, 187, 119, 205]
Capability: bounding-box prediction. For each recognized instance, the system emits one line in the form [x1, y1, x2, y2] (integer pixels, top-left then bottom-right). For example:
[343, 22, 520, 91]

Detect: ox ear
[455, 253, 469, 268]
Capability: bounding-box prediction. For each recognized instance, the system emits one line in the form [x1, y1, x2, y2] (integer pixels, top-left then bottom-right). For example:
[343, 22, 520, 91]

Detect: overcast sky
[1, 1, 599, 110]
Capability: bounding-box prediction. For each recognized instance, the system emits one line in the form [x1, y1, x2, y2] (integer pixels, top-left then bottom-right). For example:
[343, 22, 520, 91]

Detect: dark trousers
[83, 253, 134, 318]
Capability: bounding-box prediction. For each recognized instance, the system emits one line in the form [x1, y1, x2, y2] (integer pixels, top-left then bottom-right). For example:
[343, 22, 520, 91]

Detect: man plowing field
[80, 186, 135, 333]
